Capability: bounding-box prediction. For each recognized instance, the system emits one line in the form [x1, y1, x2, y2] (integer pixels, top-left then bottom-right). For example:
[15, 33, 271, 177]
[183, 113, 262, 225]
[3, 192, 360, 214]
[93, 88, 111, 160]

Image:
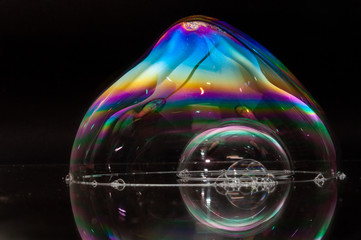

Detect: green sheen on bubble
[69, 15, 338, 240]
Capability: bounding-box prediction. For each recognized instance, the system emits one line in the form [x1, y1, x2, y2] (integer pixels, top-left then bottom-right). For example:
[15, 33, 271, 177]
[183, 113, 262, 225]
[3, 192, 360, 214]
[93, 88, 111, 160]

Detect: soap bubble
[177, 121, 291, 232]
[70, 16, 335, 178]
[69, 15, 340, 239]
[69, 170, 337, 239]
[177, 119, 291, 175]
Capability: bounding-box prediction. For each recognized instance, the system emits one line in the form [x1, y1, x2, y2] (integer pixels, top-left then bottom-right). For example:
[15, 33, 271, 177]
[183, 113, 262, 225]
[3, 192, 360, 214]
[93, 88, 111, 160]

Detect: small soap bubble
[65, 174, 71, 184]
[91, 180, 98, 188]
[110, 178, 125, 191]
[337, 171, 346, 180]
[314, 173, 325, 187]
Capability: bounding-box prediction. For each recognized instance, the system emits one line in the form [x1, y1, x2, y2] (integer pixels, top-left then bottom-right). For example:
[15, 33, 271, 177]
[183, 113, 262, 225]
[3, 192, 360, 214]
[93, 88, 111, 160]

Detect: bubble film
[70, 16, 335, 176]
[178, 120, 291, 232]
[69, 15, 339, 239]
[69, 171, 337, 239]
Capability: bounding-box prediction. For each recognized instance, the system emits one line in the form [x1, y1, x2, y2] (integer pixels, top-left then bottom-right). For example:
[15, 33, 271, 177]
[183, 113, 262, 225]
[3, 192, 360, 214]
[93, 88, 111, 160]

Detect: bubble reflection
[69, 173, 337, 239]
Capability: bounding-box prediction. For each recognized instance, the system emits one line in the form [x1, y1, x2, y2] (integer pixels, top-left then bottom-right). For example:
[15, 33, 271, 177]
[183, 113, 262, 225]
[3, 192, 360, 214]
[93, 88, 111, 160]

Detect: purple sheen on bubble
[70, 16, 336, 176]
[69, 15, 338, 239]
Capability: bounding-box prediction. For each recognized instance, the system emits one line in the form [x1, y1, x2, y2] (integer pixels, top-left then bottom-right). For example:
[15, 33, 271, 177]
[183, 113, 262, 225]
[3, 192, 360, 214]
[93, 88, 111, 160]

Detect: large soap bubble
[69, 15, 341, 239]
[70, 15, 336, 176]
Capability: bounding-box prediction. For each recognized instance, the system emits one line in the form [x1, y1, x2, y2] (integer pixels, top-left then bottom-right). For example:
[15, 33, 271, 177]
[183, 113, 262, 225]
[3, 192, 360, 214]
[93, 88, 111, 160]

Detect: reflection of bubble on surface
[67, 166, 345, 239]
[179, 178, 290, 234]
[68, 170, 341, 240]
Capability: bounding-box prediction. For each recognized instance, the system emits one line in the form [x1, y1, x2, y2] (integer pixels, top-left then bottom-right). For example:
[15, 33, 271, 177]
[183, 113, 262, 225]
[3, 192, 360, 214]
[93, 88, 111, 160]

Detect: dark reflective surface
[0, 165, 78, 239]
[0, 162, 359, 239]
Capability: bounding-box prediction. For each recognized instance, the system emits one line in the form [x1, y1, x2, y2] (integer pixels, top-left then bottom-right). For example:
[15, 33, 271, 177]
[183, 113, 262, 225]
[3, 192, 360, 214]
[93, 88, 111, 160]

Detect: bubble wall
[69, 15, 340, 239]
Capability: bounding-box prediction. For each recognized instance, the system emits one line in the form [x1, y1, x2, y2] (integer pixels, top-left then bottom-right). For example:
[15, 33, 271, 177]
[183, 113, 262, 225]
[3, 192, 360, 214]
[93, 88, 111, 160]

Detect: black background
[0, 0, 360, 239]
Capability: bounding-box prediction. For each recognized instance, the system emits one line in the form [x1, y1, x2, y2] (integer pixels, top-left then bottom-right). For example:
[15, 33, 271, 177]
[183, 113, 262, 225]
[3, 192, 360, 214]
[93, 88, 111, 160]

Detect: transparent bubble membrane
[68, 15, 345, 239]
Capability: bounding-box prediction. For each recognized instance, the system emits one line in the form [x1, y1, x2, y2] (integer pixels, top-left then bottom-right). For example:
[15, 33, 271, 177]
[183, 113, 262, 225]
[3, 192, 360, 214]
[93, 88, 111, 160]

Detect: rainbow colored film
[69, 15, 338, 239]
[70, 15, 335, 174]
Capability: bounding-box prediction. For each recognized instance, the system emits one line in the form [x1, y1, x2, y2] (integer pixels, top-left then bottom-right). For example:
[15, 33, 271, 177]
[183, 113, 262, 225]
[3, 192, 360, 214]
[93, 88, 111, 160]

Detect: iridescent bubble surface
[69, 169, 337, 239]
[69, 15, 338, 239]
[70, 16, 335, 176]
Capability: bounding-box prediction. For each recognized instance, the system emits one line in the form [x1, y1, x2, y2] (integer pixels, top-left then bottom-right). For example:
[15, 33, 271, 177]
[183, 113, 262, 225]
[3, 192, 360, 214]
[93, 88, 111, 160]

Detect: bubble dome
[70, 15, 336, 175]
[69, 15, 341, 239]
